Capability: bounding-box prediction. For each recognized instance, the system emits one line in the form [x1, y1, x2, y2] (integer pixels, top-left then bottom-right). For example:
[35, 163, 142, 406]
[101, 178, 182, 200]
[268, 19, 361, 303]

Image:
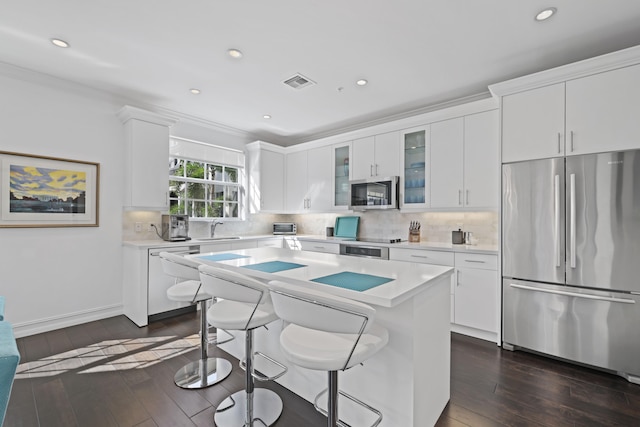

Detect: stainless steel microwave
[273, 222, 297, 235]
[349, 176, 399, 210]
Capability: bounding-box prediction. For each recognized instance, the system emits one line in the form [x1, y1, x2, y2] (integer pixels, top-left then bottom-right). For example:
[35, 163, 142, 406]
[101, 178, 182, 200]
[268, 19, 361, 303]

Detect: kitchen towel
[311, 271, 393, 291]
[198, 253, 250, 262]
[242, 261, 306, 273]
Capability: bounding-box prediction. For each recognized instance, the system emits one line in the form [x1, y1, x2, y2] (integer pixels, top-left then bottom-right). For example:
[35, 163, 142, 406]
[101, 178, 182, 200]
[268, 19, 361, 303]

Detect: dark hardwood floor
[6, 312, 640, 426]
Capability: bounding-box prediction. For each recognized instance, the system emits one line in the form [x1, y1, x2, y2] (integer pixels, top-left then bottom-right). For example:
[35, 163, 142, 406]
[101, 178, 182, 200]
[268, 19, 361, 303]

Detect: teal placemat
[334, 216, 360, 238]
[311, 271, 393, 291]
[198, 253, 250, 262]
[242, 261, 306, 273]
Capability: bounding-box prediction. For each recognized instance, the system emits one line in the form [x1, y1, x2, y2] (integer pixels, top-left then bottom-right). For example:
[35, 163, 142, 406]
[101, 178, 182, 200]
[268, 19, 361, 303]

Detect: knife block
[409, 230, 420, 242]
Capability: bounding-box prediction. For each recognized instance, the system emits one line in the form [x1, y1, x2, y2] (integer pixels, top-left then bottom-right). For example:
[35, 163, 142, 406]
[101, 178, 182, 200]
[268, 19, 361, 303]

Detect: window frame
[168, 157, 242, 220]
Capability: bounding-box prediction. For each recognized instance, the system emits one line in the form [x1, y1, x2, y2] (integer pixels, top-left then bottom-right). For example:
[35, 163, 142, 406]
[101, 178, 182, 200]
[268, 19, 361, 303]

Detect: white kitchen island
[189, 247, 454, 427]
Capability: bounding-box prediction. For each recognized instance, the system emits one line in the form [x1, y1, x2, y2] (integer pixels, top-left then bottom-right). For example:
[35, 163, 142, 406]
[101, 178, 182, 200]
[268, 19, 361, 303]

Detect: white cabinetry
[332, 142, 352, 210]
[453, 253, 498, 337]
[502, 83, 565, 163]
[299, 240, 340, 254]
[257, 238, 283, 248]
[117, 106, 177, 210]
[565, 63, 640, 155]
[389, 248, 455, 322]
[464, 110, 500, 208]
[430, 118, 464, 208]
[285, 146, 332, 212]
[500, 63, 640, 163]
[352, 132, 400, 180]
[246, 142, 285, 213]
[389, 247, 498, 342]
[400, 127, 429, 209]
[430, 110, 499, 209]
[123, 243, 198, 327]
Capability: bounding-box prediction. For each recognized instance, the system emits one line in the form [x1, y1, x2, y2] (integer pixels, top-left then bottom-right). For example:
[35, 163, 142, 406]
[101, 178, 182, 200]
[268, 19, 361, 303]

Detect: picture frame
[0, 151, 99, 227]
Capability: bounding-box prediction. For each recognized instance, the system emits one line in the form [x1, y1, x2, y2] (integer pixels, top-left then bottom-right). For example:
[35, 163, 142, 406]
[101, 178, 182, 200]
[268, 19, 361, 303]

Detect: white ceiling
[2, 1, 640, 146]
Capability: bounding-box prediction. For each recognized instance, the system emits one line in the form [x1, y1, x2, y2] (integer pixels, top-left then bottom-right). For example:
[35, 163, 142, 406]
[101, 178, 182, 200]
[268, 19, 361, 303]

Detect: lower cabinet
[390, 247, 498, 342]
[453, 253, 498, 335]
[257, 237, 283, 248]
[299, 240, 340, 254]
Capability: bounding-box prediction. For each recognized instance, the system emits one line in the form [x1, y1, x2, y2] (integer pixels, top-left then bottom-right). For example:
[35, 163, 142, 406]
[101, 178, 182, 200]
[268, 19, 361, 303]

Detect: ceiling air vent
[283, 73, 316, 90]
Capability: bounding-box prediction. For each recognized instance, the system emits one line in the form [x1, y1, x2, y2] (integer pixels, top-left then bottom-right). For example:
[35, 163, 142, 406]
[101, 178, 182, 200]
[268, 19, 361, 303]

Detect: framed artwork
[0, 151, 99, 227]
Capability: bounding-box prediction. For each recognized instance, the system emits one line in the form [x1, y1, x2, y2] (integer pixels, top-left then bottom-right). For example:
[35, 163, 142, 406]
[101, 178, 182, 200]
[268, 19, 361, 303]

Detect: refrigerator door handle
[570, 173, 577, 269]
[554, 174, 561, 268]
[509, 284, 636, 304]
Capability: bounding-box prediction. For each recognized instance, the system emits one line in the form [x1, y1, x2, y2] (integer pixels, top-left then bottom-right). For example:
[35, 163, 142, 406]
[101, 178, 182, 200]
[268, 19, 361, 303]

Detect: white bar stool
[159, 252, 232, 389]
[269, 280, 389, 427]
[199, 265, 287, 427]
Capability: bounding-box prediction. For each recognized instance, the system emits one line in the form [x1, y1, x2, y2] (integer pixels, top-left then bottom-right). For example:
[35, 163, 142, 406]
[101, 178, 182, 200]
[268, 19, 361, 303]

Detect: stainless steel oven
[339, 243, 389, 260]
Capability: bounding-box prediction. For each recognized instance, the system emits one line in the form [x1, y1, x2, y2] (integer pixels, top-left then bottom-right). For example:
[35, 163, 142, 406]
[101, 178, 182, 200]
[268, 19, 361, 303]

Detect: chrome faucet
[210, 220, 223, 237]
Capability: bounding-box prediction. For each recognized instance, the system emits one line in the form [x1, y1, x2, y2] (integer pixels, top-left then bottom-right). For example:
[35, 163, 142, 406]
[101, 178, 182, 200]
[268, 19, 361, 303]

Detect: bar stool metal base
[174, 357, 232, 389]
[214, 388, 282, 427]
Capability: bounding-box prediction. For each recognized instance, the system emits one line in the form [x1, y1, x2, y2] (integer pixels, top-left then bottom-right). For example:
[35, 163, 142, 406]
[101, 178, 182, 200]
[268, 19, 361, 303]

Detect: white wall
[0, 71, 126, 337]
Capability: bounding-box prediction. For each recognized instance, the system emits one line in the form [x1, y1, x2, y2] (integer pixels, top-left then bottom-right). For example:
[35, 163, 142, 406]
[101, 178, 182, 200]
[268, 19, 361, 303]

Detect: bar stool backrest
[268, 281, 376, 335]
[159, 251, 200, 281]
[199, 265, 270, 305]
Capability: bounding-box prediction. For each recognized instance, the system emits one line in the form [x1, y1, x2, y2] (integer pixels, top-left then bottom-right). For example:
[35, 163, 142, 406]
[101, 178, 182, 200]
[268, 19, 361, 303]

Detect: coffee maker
[161, 214, 190, 241]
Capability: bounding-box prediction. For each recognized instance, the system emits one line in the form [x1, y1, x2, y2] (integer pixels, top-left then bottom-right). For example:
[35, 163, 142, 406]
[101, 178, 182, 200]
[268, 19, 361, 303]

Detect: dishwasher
[148, 245, 200, 321]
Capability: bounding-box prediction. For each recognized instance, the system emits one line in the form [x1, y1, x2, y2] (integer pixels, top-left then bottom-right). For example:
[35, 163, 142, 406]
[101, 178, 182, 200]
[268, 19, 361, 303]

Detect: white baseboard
[12, 304, 124, 338]
[451, 323, 499, 345]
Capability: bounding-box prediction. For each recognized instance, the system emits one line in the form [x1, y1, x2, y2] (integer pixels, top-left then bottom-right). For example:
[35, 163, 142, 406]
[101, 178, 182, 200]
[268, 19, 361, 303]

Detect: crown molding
[489, 44, 640, 97]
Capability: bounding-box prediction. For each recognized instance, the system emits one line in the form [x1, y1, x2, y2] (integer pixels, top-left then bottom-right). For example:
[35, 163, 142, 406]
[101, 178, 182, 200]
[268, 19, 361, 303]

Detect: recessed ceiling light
[263, 114, 271, 119]
[356, 79, 368, 86]
[190, 88, 201, 94]
[535, 7, 557, 21]
[228, 48, 243, 59]
[51, 38, 69, 48]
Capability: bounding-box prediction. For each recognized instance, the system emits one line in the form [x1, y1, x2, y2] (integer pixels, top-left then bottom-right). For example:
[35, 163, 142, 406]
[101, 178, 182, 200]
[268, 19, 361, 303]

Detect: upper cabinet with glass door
[332, 141, 352, 210]
[400, 127, 429, 209]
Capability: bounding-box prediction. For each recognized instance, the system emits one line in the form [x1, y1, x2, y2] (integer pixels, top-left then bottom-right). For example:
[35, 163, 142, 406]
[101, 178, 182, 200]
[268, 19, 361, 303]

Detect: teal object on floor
[242, 261, 306, 273]
[0, 321, 20, 427]
[311, 271, 393, 291]
[198, 253, 250, 262]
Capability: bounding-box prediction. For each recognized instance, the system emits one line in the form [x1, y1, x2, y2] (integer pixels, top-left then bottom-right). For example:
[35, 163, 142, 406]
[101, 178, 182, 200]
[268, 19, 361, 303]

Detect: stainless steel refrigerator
[502, 149, 640, 384]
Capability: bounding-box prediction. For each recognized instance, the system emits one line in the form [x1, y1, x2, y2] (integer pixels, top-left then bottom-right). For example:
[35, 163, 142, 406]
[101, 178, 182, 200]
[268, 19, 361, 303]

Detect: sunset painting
[9, 164, 86, 213]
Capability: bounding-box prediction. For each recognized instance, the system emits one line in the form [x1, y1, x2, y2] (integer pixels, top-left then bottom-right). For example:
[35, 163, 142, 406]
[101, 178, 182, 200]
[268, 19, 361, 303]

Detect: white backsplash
[123, 210, 498, 246]
[281, 211, 499, 246]
[122, 211, 284, 241]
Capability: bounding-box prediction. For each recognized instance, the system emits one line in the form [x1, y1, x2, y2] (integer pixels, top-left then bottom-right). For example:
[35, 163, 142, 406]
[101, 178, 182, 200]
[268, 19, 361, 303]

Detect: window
[169, 157, 240, 218]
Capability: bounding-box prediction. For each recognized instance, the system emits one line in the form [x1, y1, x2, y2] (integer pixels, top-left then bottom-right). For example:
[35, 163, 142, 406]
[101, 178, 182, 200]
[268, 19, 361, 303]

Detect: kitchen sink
[196, 236, 241, 241]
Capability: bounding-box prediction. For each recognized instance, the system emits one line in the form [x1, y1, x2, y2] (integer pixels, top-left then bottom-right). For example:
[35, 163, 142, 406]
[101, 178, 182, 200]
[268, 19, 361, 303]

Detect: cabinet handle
[570, 173, 576, 269]
[557, 133, 562, 154]
[307, 198, 311, 209]
[376, 164, 379, 176]
[466, 190, 469, 205]
[570, 130, 575, 152]
[457, 270, 461, 285]
[458, 190, 462, 205]
[370, 164, 374, 177]
[410, 254, 430, 259]
[464, 259, 486, 263]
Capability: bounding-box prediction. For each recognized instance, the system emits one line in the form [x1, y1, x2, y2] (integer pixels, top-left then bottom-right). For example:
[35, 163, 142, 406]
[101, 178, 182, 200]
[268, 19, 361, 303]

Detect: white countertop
[122, 234, 278, 249]
[188, 246, 454, 308]
[289, 234, 499, 255]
